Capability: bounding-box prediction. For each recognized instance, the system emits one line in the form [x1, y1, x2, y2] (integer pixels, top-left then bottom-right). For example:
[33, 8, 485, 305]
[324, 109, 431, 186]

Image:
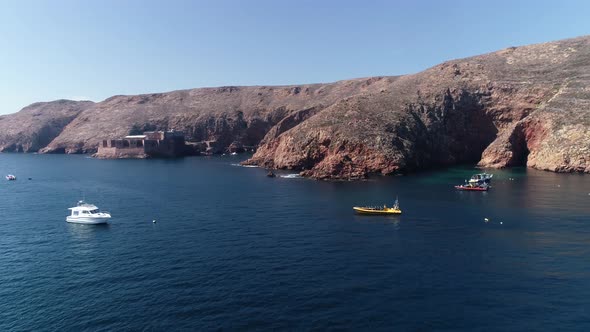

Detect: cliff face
[1, 36, 589, 178]
[246, 36, 590, 178]
[0, 100, 94, 153]
[40, 78, 395, 154]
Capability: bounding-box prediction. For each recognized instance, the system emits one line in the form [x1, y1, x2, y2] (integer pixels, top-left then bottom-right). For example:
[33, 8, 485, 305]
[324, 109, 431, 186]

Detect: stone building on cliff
[95, 130, 197, 159]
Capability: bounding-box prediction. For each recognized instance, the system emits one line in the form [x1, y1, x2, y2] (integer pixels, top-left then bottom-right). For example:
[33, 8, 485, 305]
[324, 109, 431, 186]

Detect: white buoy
[484, 218, 489, 222]
[500, 222, 503, 225]
[152, 219, 157, 223]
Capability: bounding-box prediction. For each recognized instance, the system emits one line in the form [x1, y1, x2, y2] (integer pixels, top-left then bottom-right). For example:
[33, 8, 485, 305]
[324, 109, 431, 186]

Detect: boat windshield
[89, 209, 99, 214]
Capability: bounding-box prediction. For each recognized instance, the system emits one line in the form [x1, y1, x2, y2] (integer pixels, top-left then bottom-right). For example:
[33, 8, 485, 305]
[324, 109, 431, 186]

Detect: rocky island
[0, 36, 588, 179]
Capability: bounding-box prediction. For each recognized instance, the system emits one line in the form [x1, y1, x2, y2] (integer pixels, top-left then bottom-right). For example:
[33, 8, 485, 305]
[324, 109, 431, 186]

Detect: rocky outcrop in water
[0, 36, 588, 178]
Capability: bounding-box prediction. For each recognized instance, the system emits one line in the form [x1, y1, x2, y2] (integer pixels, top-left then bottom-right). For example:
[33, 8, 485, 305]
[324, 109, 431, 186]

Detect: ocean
[0, 153, 589, 331]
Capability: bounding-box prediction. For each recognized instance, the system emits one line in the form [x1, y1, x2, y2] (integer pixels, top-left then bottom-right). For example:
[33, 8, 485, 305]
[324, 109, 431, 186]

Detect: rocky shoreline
[1, 36, 589, 179]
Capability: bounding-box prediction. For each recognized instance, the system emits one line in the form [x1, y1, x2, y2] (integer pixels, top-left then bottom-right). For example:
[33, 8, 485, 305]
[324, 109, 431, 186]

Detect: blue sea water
[0, 153, 589, 331]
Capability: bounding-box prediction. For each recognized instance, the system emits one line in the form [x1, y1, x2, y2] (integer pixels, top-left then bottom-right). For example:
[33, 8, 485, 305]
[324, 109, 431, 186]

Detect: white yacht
[468, 173, 493, 185]
[66, 201, 111, 224]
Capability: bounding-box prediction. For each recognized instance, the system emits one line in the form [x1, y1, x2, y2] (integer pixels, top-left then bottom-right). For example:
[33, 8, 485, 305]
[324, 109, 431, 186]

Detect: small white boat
[468, 173, 493, 185]
[66, 200, 111, 224]
[6, 174, 16, 181]
[231, 152, 237, 155]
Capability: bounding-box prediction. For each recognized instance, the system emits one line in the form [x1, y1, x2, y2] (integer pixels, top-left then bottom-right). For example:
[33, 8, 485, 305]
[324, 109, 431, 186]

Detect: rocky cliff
[40, 78, 395, 154]
[1, 36, 588, 178]
[0, 100, 94, 152]
[245, 36, 590, 178]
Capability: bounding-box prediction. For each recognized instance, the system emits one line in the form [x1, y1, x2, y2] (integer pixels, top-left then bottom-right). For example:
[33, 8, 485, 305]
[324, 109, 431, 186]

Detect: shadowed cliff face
[40, 78, 396, 154]
[244, 86, 526, 179]
[0, 100, 94, 153]
[1, 36, 589, 178]
[245, 36, 590, 178]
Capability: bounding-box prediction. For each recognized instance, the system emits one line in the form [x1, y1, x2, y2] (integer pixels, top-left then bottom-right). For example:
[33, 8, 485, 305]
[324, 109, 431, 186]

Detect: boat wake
[230, 163, 259, 168]
[280, 174, 302, 179]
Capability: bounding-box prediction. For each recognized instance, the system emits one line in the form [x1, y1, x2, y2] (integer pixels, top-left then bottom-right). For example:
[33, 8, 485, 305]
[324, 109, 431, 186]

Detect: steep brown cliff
[0, 100, 94, 152]
[245, 36, 590, 178]
[1, 36, 588, 178]
[41, 78, 395, 154]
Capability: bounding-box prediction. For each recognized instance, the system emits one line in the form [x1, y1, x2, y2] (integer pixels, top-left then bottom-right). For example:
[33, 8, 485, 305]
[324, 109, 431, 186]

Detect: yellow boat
[353, 198, 402, 215]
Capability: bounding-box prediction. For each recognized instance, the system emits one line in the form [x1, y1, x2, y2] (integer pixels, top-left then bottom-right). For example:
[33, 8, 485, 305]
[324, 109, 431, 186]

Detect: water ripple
[0, 155, 589, 330]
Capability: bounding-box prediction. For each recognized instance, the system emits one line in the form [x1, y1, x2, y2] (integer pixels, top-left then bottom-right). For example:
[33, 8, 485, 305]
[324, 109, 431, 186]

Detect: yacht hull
[353, 207, 402, 215]
[455, 185, 489, 191]
[66, 216, 110, 224]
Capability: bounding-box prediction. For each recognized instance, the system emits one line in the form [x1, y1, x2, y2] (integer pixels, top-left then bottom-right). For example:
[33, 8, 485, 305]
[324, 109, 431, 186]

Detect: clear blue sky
[1, 0, 589, 114]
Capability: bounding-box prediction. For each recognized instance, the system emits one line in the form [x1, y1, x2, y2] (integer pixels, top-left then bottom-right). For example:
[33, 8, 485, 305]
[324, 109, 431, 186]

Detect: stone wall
[94, 131, 198, 159]
[144, 136, 187, 157]
[95, 146, 147, 159]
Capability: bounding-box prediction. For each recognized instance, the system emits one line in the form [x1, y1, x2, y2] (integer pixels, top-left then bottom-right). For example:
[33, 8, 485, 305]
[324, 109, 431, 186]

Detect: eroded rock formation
[0, 100, 94, 153]
[0, 36, 588, 178]
[246, 36, 590, 178]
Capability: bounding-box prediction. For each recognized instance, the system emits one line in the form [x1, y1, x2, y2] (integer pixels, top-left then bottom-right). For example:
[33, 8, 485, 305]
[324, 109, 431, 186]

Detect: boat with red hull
[455, 184, 489, 191]
[455, 172, 493, 191]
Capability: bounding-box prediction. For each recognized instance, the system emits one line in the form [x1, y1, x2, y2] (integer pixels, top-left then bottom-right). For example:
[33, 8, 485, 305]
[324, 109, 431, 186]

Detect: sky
[1, 0, 589, 114]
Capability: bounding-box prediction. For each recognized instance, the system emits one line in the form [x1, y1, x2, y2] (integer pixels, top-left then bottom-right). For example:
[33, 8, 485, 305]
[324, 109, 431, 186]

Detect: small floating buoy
[484, 218, 489, 222]
[152, 219, 156, 223]
[500, 222, 503, 225]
